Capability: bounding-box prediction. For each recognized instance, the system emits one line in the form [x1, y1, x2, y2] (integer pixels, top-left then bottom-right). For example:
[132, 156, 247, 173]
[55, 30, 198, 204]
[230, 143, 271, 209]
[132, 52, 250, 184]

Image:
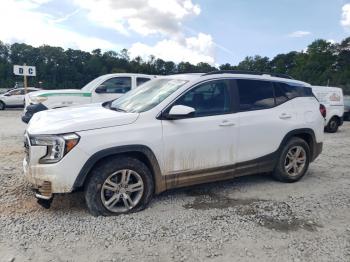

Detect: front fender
[72, 145, 166, 194]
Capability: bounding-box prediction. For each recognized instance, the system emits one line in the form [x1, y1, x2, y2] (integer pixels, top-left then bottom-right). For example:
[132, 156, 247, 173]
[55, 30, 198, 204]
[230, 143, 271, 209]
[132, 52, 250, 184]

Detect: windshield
[81, 76, 105, 92]
[110, 79, 188, 113]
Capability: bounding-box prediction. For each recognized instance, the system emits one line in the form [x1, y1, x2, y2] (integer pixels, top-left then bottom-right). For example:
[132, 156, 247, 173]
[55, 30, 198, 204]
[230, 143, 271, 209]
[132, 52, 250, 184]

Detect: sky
[1, 0, 350, 66]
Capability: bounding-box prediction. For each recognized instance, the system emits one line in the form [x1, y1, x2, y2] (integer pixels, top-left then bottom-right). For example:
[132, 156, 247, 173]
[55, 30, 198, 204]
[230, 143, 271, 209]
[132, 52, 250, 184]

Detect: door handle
[219, 120, 236, 127]
[279, 113, 292, 120]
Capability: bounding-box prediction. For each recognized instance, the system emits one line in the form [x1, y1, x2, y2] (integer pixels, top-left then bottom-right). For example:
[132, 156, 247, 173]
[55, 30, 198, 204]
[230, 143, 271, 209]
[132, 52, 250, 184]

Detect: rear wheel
[273, 137, 310, 183]
[84, 157, 154, 216]
[325, 117, 339, 133]
[0, 101, 5, 110]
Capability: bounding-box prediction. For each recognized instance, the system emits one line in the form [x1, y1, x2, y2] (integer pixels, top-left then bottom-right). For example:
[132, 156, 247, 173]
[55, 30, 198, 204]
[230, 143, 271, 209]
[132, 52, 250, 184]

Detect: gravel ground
[0, 110, 349, 262]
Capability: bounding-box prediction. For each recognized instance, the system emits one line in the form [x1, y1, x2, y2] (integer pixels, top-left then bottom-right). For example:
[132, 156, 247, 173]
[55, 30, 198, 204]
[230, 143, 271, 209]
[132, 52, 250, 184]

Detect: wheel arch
[326, 112, 342, 125]
[278, 128, 318, 162]
[73, 145, 166, 194]
[330, 115, 342, 124]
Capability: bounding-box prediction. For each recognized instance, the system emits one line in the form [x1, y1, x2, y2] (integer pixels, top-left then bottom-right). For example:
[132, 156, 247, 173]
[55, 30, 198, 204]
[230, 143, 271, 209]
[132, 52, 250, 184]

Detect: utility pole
[23, 63, 28, 94]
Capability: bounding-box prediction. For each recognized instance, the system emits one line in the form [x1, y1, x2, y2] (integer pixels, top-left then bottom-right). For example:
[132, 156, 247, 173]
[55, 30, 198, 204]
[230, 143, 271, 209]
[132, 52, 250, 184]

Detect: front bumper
[23, 135, 89, 194]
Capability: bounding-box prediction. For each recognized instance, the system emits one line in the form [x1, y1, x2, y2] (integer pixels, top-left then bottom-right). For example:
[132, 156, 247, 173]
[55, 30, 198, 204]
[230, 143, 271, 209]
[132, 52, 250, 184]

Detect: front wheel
[325, 117, 339, 133]
[0, 101, 5, 110]
[84, 157, 154, 216]
[273, 137, 310, 183]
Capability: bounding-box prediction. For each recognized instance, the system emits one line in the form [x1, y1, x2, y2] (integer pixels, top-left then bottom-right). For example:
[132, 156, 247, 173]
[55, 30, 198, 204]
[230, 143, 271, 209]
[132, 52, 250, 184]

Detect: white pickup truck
[22, 73, 155, 123]
[312, 86, 345, 133]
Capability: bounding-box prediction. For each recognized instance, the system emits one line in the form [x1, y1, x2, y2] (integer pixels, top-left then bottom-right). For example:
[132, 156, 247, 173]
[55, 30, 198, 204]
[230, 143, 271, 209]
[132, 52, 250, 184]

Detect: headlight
[30, 133, 80, 164]
[31, 96, 48, 104]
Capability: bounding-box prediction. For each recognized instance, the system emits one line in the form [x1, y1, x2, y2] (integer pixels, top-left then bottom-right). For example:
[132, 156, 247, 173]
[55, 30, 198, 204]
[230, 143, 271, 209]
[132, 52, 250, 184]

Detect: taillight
[319, 104, 326, 118]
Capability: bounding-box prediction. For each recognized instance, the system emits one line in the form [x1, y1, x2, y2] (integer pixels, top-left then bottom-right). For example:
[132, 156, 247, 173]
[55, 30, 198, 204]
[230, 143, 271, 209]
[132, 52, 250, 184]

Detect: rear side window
[136, 77, 151, 86]
[237, 80, 275, 111]
[303, 87, 313, 97]
[274, 82, 312, 105]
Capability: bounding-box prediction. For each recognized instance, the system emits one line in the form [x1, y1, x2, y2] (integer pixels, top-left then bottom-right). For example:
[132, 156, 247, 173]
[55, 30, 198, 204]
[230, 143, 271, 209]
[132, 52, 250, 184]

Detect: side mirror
[166, 105, 195, 119]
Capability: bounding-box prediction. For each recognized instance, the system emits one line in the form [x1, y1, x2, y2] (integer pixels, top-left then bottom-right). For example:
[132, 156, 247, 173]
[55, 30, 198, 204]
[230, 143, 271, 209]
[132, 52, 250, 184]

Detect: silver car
[0, 88, 40, 110]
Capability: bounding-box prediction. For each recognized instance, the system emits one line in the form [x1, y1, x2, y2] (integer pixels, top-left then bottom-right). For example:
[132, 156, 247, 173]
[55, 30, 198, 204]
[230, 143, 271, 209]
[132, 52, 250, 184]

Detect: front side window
[237, 80, 275, 111]
[110, 79, 187, 113]
[173, 80, 231, 117]
[136, 77, 151, 86]
[82, 76, 106, 92]
[96, 77, 131, 94]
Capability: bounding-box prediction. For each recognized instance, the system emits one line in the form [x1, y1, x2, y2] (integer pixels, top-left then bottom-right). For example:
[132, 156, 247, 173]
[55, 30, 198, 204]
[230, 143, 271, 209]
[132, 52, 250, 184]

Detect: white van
[311, 86, 344, 133]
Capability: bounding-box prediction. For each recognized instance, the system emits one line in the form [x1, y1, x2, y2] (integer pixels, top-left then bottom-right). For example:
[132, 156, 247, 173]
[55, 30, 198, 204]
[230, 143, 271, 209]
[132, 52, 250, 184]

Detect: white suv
[24, 72, 324, 216]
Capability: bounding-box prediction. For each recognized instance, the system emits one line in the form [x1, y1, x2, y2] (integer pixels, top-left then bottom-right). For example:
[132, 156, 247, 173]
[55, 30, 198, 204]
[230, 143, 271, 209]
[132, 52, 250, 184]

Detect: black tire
[84, 156, 154, 216]
[273, 137, 310, 183]
[325, 117, 339, 133]
[0, 101, 5, 110]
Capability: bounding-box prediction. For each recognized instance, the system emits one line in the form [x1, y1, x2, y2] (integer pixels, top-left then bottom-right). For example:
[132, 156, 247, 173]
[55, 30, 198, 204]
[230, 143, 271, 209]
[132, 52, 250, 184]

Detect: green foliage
[0, 38, 349, 94]
[237, 55, 271, 72]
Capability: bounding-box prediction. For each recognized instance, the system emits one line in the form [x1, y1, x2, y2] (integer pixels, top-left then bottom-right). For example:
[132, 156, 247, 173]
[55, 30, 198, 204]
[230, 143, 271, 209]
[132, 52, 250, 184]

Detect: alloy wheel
[101, 169, 144, 213]
[284, 146, 307, 177]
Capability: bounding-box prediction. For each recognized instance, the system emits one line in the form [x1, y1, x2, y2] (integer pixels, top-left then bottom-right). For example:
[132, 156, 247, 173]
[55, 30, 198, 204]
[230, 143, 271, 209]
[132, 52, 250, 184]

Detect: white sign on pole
[13, 65, 36, 76]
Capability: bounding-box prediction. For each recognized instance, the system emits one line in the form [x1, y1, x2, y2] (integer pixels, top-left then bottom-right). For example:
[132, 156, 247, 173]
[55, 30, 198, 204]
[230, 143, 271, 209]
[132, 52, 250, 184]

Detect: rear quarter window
[274, 82, 312, 105]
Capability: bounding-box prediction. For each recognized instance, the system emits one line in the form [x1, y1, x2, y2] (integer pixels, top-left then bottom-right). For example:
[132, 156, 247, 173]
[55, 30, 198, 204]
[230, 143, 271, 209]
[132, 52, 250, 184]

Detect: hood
[27, 103, 139, 135]
[28, 89, 91, 98]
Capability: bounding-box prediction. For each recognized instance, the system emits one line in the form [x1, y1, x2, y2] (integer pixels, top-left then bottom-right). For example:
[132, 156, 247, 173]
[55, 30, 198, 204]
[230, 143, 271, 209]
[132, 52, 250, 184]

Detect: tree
[195, 62, 217, 73]
[237, 55, 271, 72]
[177, 62, 195, 73]
[219, 63, 236, 71]
[0, 37, 349, 94]
[270, 52, 298, 74]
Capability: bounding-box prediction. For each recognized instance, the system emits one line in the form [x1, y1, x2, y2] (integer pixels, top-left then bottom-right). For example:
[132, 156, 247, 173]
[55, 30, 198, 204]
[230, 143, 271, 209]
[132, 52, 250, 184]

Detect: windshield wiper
[110, 106, 127, 112]
[105, 101, 127, 112]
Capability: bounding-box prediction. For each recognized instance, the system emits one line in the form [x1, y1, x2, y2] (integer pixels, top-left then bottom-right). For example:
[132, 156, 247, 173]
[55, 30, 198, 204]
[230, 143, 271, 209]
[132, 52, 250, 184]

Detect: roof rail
[202, 70, 294, 80]
[267, 72, 294, 79]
